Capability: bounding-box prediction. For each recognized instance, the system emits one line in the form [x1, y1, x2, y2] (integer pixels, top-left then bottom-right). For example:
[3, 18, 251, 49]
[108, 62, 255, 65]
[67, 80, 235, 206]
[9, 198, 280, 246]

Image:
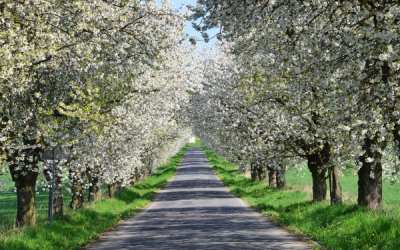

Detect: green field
[204, 148, 400, 250]
[0, 192, 63, 233]
[286, 165, 400, 207]
[1, 164, 61, 231]
[0, 172, 14, 192]
[0, 170, 75, 232]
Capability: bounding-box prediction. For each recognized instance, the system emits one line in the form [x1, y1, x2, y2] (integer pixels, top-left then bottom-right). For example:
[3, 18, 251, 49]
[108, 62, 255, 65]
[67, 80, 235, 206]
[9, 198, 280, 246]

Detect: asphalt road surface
[85, 149, 312, 250]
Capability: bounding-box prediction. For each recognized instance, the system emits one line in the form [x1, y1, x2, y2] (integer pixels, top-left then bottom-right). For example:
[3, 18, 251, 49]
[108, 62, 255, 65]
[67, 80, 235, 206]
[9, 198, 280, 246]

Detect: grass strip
[0, 146, 188, 250]
[203, 147, 400, 250]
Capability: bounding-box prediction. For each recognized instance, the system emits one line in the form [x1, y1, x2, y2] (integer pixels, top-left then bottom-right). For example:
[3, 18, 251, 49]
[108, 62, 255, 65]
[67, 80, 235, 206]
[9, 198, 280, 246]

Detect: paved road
[86, 149, 312, 250]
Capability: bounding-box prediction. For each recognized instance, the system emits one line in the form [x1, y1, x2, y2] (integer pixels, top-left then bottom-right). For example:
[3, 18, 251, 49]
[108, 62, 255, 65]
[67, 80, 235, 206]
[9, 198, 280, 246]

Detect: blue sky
[171, 0, 201, 40]
[158, 0, 219, 49]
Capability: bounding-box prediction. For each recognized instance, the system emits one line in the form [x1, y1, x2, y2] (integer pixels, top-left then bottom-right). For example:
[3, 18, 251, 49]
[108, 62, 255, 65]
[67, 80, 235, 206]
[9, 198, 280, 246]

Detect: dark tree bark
[141, 154, 154, 178]
[329, 166, 342, 205]
[7, 143, 41, 227]
[88, 181, 101, 202]
[392, 124, 400, 178]
[250, 163, 257, 181]
[133, 167, 140, 182]
[358, 135, 386, 209]
[144, 166, 152, 177]
[107, 182, 122, 198]
[14, 173, 38, 227]
[276, 164, 286, 189]
[43, 161, 64, 218]
[250, 161, 267, 181]
[52, 182, 64, 216]
[309, 166, 327, 201]
[87, 168, 101, 202]
[307, 143, 331, 202]
[69, 169, 84, 209]
[393, 124, 400, 148]
[108, 184, 116, 198]
[267, 168, 277, 187]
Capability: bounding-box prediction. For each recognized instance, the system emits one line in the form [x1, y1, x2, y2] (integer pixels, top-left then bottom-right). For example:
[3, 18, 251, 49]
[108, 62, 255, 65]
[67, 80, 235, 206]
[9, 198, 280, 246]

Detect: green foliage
[0, 146, 187, 250]
[204, 147, 400, 250]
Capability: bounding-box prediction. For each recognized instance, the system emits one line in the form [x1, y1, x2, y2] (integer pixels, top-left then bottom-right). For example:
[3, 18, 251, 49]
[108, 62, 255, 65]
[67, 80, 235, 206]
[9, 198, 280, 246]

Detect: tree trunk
[257, 165, 267, 181]
[52, 180, 64, 216]
[276, 165, 286, 189]
[87, 169, 101, 202]
[7, 144, 40, 227]
[15, 175, 37, 227]
[108, 182, 122, 198]
[48, 174, 64, 217]
[329, 166, 342, 205]
[392, 124, 400, 178]
[309, 167, 327, 201]
[134, 167, 140, 182]
[43, 163, 64, 218]
[250, 161, 267, 181]
[358, 135, 385, 209]
[268, 168, 277, 187]
[393, 123, 400, 154]
[69, 169, 84, 209]
[142, 155, 153, 178]
[88, 181, 101, 202]
[250, 162, 257, 181]
[307, 143, 330, 202]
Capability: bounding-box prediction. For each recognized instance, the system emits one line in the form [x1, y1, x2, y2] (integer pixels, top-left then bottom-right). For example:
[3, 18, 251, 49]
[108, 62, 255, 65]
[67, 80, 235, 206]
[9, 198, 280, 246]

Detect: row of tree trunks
[108, 182, 122, 198]
[247, 160, 287, 189]
[304, 136, 388, 208]
[309, 162, 344, 205]
[247, 136, 385, 209]
[266, 165, 286, 189]
[7, 144, 141, 227]
[7, 135, 388, 229]
[88, 181, 101, 202]
[250, 161, 267, 181]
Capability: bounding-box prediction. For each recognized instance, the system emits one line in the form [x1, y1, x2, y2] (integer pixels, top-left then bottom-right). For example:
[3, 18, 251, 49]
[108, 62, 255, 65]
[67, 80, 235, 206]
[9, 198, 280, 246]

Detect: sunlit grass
[0, 146, 188, 250]
[204, 147, 400, 250]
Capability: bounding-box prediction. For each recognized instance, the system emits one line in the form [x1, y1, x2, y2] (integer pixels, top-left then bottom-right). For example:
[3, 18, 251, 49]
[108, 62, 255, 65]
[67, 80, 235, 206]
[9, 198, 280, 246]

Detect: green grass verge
[203, 147, 400, 250]
[0, 146, 188, 250]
